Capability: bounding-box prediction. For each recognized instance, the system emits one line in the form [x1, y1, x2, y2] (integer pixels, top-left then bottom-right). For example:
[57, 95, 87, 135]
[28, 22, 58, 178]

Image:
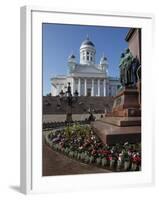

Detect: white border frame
[20, 6, 154, 194]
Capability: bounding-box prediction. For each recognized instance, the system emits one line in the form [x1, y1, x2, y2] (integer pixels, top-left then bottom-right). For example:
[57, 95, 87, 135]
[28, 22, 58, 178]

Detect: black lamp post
[58, 82, 78, 122]
[87, 104, 95, 121]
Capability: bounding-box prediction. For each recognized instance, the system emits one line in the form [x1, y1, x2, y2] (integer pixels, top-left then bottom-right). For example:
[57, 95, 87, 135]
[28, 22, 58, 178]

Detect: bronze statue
[124, 48, 133, 85]
[119, 48, 140, 87]
[132, 56, 140, 84]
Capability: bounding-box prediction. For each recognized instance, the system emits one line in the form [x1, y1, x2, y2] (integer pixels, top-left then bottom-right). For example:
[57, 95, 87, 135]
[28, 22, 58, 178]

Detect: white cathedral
[51, 37, 120, 97]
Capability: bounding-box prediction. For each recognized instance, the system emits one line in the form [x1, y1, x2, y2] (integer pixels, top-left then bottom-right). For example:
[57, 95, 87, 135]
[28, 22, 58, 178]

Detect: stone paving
[42, 144, 110, 176]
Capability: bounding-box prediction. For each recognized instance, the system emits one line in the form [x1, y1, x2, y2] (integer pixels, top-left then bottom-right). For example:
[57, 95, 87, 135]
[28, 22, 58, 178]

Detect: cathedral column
[56, 83, 59, 96]
[107, 82, 109, 96]
[72, 78, 75, 95]
[91, 79, 94, 96]
[78, 78, 81, 96]
[84, 79, 87, 96]
[97, 79, 100, 96]
[103, 79, 106, 96]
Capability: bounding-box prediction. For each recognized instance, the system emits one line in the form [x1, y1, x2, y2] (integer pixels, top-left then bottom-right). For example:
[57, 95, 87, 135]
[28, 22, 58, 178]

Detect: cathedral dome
[101, 56, 107, 61]
[80, 36, 96, 65]
[68, 54, 75, 59]
[80, 37, 95, 48]
[100, 55, 108, 65]
[81, 39, 95, 47]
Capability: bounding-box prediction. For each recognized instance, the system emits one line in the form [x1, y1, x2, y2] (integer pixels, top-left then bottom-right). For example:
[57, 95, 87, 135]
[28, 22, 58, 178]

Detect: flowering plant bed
[44, 124, 141, 172]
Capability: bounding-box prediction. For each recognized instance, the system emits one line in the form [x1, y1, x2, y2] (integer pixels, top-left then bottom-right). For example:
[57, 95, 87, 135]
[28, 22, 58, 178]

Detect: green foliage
[110, 160, 115, 169]
[84, 155, 90, 163]
[73, 151, 78, 158]
[96, 157, 101, 165]
[80, 152, 85, 161]
[123, 152, 130, 162]
[131, 163, 138, 171]
[53, 144, 58, 150]
[117, 160, 123, 169]
[68, 151, 74, 158]
[64, 147, 70, 155]
[77, 153, 81, 160]
[89, 156, 95, 164]
[101, 158, 107, 167]
[124, 161, 130, 171]
[64, 124, 91, 138]
[64, 126, 72, 138]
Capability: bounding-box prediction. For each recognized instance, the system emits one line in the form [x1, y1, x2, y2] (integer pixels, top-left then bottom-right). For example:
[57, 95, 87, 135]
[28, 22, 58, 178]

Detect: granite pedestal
[112, 86, 141, 117]
[92, 86, 141, 145]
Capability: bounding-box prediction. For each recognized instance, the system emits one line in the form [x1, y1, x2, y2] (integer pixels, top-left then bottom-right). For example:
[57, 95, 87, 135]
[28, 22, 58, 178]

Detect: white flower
[128, 151, 132, 156]
[118, 157, 122, 161]
[124, 142, 129, 146]
[118, 153, 124, 161]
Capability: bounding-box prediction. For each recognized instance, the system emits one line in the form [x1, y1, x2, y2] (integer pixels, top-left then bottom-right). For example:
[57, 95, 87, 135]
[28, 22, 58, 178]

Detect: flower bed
[45, 124, 141, 172]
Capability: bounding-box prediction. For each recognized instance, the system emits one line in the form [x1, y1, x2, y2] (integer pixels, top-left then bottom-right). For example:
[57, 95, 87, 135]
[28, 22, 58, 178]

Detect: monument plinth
[112, 86, 141, 117]
[91, 119, 141, 145]
[91, 47, 141, 145]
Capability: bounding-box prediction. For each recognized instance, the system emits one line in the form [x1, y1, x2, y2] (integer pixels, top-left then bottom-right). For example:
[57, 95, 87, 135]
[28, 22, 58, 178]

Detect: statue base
[112, 86, 141, 117]
[91, 85, 141, 145]
[91, 118, 141, 145]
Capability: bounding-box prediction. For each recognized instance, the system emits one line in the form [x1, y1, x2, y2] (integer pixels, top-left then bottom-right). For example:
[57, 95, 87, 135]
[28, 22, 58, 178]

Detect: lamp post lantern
[58, 82, 78, 122]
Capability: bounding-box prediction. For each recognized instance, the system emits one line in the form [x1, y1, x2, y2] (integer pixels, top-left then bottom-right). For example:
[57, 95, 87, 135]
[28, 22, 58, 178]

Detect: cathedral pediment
[73, 64, 103, 74]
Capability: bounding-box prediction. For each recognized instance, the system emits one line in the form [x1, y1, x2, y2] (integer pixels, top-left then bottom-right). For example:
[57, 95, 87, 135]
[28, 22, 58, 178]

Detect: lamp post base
[66, 113, 73, 122]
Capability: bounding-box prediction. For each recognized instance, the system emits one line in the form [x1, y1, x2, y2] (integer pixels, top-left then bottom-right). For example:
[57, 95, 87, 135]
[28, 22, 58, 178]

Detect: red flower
[104, 150, 111, 155]
[97, 150, 111, 155]
[108, 155, 113, 161]
[132, 155, 141, 164]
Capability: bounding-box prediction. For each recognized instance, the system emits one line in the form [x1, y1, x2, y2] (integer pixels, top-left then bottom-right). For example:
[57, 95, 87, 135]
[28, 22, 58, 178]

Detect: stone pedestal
[112, 86, 141, 117]
[136, 80, 141, 105]
[91, 118, 141, 145]
[91, 86, 141, 145]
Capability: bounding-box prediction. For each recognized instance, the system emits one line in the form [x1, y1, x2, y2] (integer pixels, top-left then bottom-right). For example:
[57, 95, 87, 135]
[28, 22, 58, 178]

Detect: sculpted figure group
[119, 48, 141, 87]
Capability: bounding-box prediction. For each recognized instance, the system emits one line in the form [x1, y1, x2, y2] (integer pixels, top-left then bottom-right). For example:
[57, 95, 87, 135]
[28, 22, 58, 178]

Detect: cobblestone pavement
[42, 144, 110, 176]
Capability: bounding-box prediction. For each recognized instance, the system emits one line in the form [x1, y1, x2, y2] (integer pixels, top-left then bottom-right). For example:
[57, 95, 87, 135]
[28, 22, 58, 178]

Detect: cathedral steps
[43, 96, 114, 115]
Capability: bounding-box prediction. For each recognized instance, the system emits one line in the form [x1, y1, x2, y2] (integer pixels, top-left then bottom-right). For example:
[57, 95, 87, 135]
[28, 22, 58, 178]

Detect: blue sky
[43, 23, 129, 95]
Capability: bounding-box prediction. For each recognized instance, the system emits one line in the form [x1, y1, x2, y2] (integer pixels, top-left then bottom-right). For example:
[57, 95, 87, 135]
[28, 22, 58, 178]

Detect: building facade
[51, 37, 120, 97]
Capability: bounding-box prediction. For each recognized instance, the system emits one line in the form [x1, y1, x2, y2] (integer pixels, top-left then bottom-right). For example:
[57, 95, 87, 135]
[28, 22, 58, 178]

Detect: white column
[78, 78, 81, 96]
[97, 79, 100, 96]
[51, 84, 55, 96]
[91, 79, 94, 96]
[56, 84, 59, 96]
[107, 83, 109, 96]
[103, 79, 106, 96]
[72, 78, 74, 95]
[84, 79, 87, 96]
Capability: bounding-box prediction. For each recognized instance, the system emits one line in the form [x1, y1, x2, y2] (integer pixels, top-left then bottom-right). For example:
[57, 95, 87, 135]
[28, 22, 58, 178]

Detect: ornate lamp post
[87, 104, 95, 121]
[58, 82, 78, 122]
